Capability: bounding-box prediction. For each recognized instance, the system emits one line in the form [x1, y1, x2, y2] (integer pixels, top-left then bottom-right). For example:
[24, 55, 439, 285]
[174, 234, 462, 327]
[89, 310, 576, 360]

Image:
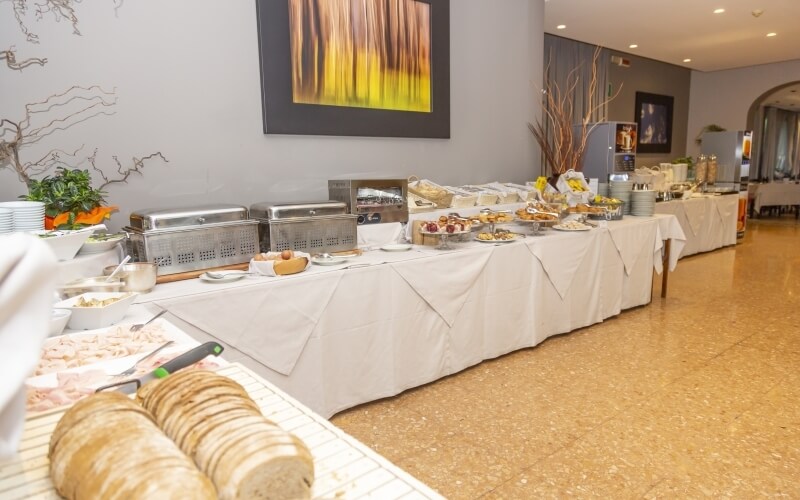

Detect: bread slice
[215, 436, 314, 500]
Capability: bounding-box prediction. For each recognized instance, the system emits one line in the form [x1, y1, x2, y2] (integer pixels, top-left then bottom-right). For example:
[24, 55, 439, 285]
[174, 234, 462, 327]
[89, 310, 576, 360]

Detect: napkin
[0, 234, 57, 459]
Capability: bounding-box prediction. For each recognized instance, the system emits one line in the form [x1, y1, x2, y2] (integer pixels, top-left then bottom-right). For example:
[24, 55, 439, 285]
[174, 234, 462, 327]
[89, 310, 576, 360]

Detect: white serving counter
[124, 211, 685, 418]
[654, 194, 737, 258]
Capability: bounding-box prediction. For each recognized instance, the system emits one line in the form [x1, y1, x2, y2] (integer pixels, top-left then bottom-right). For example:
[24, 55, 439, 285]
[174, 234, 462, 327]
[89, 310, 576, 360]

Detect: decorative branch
[35, 0, 82, 36]
[0, 86, 117, 184]
[1, 46, 47, 71]
[529, 46, 621, 177]
[89, 149, 169, 190]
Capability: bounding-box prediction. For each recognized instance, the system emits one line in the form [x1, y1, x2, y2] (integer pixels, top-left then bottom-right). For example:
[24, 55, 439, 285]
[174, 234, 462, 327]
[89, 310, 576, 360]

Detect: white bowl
[35, 230, 93, 261]
[54, 292, 138, 330]
[79, 233, 126, 254]
[49, 309, 72, 336]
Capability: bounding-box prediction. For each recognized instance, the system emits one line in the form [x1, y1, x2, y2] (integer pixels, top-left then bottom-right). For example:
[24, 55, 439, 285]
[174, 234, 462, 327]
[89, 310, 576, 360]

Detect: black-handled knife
[95, 341, 224, 394]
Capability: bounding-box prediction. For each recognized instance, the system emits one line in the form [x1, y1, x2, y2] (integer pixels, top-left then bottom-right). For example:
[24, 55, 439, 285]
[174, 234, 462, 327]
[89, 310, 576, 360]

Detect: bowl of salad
[78, 232, 126, 254]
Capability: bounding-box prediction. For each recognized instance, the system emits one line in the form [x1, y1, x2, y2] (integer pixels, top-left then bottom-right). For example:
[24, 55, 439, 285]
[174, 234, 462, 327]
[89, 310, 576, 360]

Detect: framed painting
[256, 0, 450, 138]
[634, 91, 673, 153]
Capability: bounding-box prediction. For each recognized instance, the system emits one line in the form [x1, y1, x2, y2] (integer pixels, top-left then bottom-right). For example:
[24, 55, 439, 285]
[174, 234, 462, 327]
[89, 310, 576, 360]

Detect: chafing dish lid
[249, 201, 347, 220]
[128, 204, 248, 231]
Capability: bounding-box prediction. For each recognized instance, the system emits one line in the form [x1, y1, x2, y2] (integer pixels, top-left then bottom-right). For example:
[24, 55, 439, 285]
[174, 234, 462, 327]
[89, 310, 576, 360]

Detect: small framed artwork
[634, 92, 674, 153]
[255, 0, 450, 139]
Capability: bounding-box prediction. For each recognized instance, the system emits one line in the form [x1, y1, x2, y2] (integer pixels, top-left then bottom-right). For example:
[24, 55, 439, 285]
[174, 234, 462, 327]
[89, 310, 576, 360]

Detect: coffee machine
[574, 121, 638, 181]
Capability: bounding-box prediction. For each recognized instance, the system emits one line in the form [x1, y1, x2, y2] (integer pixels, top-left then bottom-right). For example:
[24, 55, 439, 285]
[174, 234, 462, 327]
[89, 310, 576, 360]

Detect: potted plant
[22, 167, 118, 230]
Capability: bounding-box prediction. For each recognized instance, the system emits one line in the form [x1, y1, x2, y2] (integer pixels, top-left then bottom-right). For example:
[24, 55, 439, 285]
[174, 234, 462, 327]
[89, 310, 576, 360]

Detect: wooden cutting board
[155, 263, 250, 284]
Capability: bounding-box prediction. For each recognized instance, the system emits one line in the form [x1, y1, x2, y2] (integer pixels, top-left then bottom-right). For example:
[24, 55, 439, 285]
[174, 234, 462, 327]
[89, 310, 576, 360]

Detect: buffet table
[654, 194, 737, 259]
[748, 182, 800, 214]
[125, 212, 685, 418]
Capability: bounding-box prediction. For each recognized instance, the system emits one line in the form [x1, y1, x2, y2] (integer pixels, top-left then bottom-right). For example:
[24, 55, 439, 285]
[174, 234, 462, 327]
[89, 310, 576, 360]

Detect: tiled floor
[330, 219, 800, 498]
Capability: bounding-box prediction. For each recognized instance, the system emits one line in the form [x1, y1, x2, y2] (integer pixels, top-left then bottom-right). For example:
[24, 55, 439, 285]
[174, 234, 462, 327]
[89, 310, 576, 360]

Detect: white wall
[0, 0, 544, 232]
[686, 59, 800, 157]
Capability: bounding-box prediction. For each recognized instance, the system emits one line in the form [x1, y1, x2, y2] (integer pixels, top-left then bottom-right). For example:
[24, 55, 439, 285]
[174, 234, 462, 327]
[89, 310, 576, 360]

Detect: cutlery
[129, 309, 168, 332]
[205, 271, 252, 279]
[108, 339, 174, 377]
[105, 255, 131, 282]
[96, 341, 224, 394]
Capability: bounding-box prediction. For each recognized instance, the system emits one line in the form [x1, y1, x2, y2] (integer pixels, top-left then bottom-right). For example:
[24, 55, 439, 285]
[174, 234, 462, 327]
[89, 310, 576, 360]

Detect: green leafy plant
[22, 167, 107, 219]
[672, 156, 695, 169]
[695, 124, 726, 145]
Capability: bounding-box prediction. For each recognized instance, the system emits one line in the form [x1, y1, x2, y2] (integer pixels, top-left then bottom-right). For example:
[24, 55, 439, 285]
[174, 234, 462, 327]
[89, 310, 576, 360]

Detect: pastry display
[516, 202, 559, 221]
[419, 215, 472, 234]
[470, 211, 514, 224]
[553, 220, 593, 231]
[476, 230, 517, 241]
[567, 203, 606, 215]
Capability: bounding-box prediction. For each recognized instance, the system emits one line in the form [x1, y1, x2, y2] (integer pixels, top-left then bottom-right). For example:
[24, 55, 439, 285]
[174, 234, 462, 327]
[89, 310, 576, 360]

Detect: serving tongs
[95, 341, 224, 394]
[525, 206, 560, 218]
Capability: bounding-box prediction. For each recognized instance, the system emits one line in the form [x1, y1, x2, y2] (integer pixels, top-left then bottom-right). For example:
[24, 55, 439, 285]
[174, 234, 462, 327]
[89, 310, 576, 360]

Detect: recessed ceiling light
[629, 44, 638, 49]
[556, 24, 566, 30]
[767, 32, 777, 37]
[683, 58, 692, 63]
[714, 8, 725, 14]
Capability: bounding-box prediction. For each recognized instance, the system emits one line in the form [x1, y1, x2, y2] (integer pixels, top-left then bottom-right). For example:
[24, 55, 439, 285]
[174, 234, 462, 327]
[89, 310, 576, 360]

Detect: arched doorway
[746, 81, 800, 181]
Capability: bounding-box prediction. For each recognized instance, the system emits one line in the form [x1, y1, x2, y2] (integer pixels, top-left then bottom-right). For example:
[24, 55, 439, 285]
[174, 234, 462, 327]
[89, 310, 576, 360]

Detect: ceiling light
[629, 44, 638, 49]
[713, 8, 725, 14]
[767, 32, 777, 37]
[556, 24, 566, 30]
[683, 58, 692, 63]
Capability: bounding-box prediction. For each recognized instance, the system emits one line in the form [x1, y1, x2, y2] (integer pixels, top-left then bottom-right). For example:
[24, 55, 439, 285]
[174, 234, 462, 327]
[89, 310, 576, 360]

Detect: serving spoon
[105, 255, 131, 282]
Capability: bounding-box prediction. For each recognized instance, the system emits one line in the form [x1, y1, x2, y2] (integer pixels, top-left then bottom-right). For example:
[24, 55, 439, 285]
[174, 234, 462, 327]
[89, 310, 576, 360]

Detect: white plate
[474, 236, 517, 243]
[199, 271, 247, 283]
[552, 224, 592, 231]
[311, 256, 349, 266]
[380, 243, 412, 252]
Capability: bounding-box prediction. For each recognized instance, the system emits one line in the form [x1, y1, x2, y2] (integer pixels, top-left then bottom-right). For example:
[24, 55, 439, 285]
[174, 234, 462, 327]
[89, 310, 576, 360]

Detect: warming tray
[249, 201, 347, 221]
[128, 204, 249, 231]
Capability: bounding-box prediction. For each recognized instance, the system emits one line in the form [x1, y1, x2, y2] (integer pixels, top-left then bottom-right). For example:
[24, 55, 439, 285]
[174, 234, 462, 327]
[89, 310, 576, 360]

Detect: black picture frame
[634, 92, 673, 153]
[255, 0, 450, 139]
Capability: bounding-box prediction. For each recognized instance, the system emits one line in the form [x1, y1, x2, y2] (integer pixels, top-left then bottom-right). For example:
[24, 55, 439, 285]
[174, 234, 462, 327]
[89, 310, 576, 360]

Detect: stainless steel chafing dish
[124, 204, 259, 275]
[249, 201, 357, 254]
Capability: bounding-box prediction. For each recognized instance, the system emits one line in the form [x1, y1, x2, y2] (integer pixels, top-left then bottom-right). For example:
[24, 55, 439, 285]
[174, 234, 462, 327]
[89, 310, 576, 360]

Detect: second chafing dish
[249, 201, 357, 254]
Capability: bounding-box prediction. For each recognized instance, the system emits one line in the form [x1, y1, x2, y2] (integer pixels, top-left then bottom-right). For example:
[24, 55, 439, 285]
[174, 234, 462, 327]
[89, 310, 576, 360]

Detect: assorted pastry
[420, 215, 472, 234]
[516, 202, 559, 221]
[476, 230, 517, 241]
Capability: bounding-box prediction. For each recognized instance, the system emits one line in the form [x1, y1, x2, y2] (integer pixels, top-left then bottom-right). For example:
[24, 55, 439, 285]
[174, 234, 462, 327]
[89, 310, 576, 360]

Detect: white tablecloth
[748, 182, 800, 212]
[654, 195, 737, 258]
[131, 214, 684, 418]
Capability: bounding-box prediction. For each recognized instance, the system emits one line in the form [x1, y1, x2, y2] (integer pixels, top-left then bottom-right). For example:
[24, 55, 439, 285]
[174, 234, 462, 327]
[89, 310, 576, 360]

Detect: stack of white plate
[0, 201, 46, 232]
[597, 183, 609, 197]
[630, 190, 656, 216]
[609, 180, 633, 215]
[0, 208, 12, 234]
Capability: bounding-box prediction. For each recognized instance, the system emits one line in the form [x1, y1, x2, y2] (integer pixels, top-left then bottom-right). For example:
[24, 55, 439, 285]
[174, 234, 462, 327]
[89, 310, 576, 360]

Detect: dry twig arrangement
[0, 85, 166, 187]
[528, 46, 621, 177]
[1, 46, 48, 71]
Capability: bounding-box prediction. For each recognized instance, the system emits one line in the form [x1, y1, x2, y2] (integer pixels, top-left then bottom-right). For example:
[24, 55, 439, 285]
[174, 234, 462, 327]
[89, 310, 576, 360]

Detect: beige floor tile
[331, 221, 800, 497]
[395, 440, 516, 499]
